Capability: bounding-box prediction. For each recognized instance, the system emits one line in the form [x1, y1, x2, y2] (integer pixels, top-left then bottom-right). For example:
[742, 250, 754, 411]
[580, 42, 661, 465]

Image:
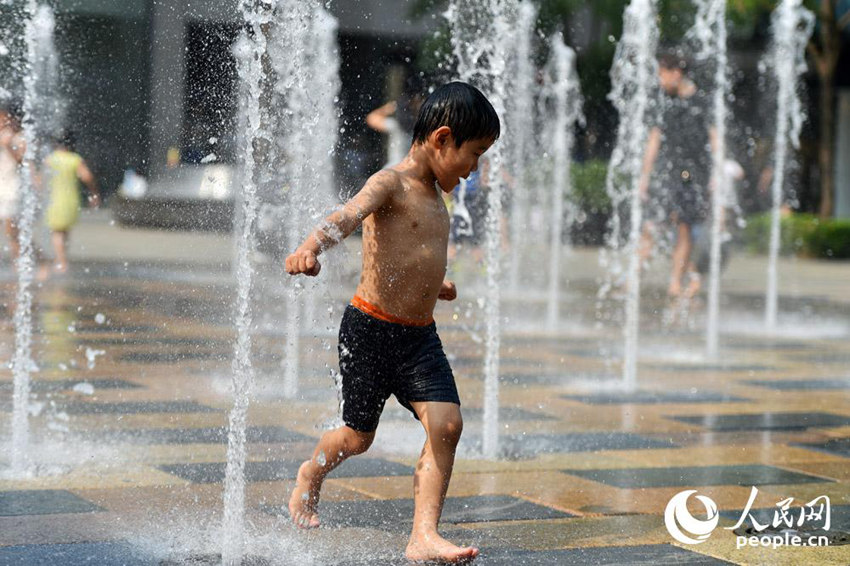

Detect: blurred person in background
[0, 103, 25, 265]
[43, 130, 100, 274]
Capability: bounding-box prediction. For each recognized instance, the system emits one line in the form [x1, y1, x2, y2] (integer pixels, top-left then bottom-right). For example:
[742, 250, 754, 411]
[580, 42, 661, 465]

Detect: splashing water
[542, 34, 583, 330]
[447, 0, 516, 459]
[599, 0, 659, 392]
[221, 1, 271, 563]
[268, 1, 341, 399]
[763, 0, 814, 330]
[506, 1, 537, 294]
[11, 1, 58, 476]
[689, 0, 729, 357]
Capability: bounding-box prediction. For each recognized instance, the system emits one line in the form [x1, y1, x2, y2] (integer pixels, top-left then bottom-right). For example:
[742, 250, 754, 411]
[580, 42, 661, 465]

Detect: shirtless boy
[285, 81, 499, 564]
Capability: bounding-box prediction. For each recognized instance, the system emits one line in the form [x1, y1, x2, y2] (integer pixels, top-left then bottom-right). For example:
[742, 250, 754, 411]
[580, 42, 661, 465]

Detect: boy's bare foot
[288, 460, 321, 529]
[683, 272, 701, 299]
[406, 531, 479, 564]
[667, 279, 682, 298]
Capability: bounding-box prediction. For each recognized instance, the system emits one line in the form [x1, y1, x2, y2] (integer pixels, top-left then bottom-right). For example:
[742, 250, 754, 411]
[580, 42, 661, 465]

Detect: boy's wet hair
[0, 100, 23, 126]
[53, 129, 76, 150]
[412, 81, 500, 147]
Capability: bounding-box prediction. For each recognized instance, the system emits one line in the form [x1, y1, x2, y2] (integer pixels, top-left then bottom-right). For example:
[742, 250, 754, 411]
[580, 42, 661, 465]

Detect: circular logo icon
[664, 490, 720, 545]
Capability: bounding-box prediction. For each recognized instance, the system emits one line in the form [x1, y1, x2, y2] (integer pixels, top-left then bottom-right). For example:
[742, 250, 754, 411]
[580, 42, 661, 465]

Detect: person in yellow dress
[44, 130, 100, 273]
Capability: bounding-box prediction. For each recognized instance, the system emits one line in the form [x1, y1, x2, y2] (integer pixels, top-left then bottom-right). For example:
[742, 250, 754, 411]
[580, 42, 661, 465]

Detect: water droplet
[94, 313, 106, 324]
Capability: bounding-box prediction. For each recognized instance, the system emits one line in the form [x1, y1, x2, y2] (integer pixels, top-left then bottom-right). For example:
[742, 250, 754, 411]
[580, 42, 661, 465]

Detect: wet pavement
[1, 212, 850, 564]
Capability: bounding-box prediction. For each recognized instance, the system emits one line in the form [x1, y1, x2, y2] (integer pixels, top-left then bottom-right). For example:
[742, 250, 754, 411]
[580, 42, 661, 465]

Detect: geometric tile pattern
[563, 465, 832, 488]
[744, 378, 850, 391]
[564, 390, 748, 404]
[262, 495, 574, 531]
[0, 541, 150, 566]
[159, 457, 415, 483]
[0, 490, 102, 517]
[669, 412, 850, 431]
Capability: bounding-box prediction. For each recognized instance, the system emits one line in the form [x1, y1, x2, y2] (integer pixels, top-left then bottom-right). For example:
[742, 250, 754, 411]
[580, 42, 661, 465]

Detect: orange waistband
[351, 295, 434, 327]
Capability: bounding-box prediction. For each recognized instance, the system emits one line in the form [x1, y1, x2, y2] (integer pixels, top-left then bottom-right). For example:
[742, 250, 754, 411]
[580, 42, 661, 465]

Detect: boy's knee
[432, 412, 463, 445]
[342, 427, 375, 455]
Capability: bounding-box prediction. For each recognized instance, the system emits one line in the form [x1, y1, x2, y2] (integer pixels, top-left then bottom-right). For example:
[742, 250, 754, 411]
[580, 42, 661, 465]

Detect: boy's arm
[638, 127, 661, 201]
[285, 169, 399, 276]
[77, 160, 101, 207]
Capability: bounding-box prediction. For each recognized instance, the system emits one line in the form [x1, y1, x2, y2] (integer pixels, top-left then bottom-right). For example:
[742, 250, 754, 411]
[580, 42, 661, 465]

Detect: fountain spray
[506, 1, 537, 294]
[689, 0, 729, 357]
[543, 34, 582, 331]
[446, 0, 516, 458]
[269, 1, 341, 399]
[601, 0, 659, 391]
[764, 0, 814, 330]
[221, 1, 271, 563]
[11, 1, 57, 475]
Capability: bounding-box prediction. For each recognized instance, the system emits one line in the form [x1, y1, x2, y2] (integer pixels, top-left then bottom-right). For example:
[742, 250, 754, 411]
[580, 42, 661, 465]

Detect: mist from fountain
[764, 0, 814, 330]
[506, 1, 537, 295]
[221, 2, 271, 563]
[10, 1, 57, 476]
[599, 0, 659, 392]
[689, 0, 730, 358]
[446, 0, 516, 459]
[543, 34, 582, 331]
[268, 1, 341, 400]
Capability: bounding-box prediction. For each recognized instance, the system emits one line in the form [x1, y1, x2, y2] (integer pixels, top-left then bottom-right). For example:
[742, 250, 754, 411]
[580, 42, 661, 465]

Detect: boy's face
[658, 66, 683, 93]
[431, 128, 494, 192]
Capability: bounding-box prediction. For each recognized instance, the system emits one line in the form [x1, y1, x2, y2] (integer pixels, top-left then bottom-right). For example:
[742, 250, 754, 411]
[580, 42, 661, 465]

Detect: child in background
[44, 130, 100, 273]
[0, 104, 24, 263]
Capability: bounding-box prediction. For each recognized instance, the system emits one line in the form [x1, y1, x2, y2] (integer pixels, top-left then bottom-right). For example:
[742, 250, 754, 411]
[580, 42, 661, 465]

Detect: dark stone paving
[382, 405, 553, 422]
[159, 457, 414, 483]
[72, 325, 160, 334]
[262, 495, 572, 530]
[564, 390, 748, 404]
[669, 412, 850, 431]
[789, 353, 850, 364]
[337, 544, 733, 565]
[744, 378, 850, 391]
[0, 379, 142, 392]
[563, 464, 831, 488]
[0, 541, 150, 566]
[75, 337, 229, 347]
[721, 341, 813, 351]
[793, 438, 850, 458]
[60, 401, 220, 415]
[118, 352, 227, 363]
[0, 490, 102, 516]
[472, 433, 676, 459]
[645, 364, 775, 373]
[94, 425, 312, 445]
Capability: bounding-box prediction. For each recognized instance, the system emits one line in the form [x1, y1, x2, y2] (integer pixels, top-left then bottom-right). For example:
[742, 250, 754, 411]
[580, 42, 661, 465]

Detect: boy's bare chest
[380, 189, 449, 236]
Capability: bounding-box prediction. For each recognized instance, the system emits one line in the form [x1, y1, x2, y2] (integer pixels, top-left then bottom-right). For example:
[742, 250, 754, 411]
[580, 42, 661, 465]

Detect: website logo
[664, 489, 720, 545]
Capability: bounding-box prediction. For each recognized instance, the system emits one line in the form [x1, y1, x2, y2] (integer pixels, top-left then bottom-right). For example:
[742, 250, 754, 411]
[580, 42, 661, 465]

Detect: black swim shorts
[338, 300, 460, 433]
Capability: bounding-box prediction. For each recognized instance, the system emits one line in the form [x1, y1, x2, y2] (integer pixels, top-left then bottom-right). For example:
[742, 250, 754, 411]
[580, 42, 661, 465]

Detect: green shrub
[742, 213, 850, 259]
[741, 212, 819, 255]
[806, 219, 850, 259]
[570, 159, 610, 213]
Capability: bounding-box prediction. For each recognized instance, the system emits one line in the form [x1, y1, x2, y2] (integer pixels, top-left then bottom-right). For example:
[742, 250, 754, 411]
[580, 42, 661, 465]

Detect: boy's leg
[289, 425, 374, 528]
[4, 219, 19, 261]
[668, 221, 692, 297]
[51, 231, 68, 272]
[406, 401, 478, 563]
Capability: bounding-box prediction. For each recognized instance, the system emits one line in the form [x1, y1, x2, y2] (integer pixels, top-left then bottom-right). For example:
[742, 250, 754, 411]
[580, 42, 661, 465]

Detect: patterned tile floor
[1, 247, 850, 565]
